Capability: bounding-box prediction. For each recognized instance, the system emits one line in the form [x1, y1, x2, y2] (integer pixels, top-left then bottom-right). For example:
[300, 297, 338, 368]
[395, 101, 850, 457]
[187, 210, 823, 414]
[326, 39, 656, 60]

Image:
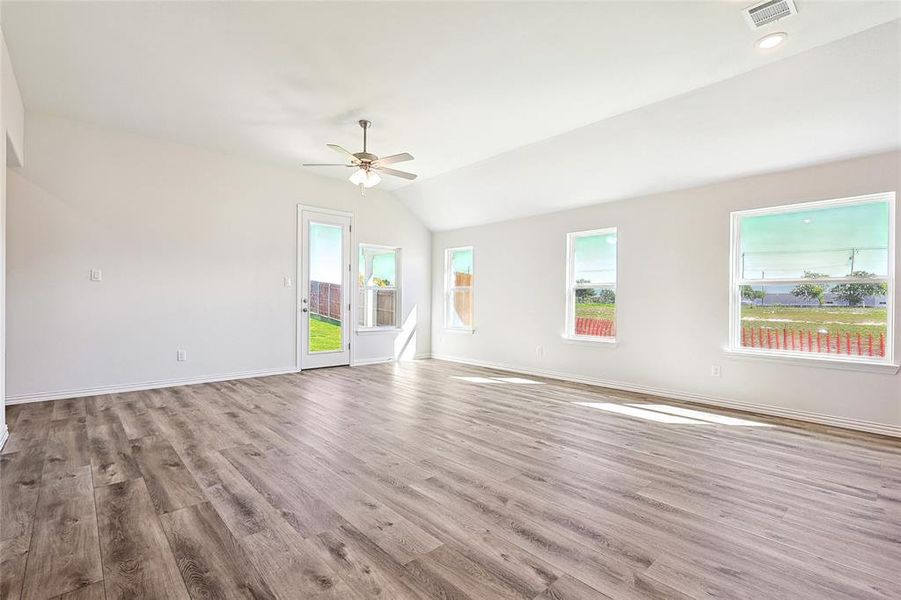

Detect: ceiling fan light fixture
[349, 168, 366, 186]
[349, 168, 381, 188]
[308, 120, 416, 188]
[364, 170, 381, 188]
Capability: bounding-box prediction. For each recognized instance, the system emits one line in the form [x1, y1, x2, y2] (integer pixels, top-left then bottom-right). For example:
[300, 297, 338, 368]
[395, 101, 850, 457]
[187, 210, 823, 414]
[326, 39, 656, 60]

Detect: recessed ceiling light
[757, 32, 788, 50]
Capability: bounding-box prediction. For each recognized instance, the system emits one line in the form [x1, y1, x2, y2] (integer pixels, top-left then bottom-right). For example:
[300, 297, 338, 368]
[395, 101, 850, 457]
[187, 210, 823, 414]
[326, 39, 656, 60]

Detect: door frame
[296, 204, 355, 371]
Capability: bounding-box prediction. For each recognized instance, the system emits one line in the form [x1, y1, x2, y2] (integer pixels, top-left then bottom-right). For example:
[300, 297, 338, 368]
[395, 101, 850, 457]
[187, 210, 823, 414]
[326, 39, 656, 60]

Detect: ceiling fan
[303, 119, 417, 191]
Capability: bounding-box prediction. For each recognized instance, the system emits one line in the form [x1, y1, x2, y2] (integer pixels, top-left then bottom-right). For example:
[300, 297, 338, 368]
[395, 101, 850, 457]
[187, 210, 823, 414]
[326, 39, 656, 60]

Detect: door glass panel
[308, 222, 343, 353]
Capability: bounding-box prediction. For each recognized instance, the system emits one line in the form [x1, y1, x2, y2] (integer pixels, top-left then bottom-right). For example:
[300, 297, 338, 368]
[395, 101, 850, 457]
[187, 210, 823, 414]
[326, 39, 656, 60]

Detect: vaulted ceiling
[3, 1, 899, 229]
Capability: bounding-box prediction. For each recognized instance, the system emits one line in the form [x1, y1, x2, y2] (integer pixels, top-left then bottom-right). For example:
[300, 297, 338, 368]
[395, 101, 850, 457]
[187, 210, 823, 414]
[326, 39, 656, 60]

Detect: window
[445, 246, 473, 330]
[566, 228, 617, 341]
[358, 245, 400, 329]
[730, 193, 895, 363]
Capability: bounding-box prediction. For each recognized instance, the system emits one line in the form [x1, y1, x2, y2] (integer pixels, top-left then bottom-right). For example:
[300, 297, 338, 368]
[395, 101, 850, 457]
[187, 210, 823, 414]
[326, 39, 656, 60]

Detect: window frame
[565, 227, 618, 343]
[728, 192, 896, 367]
[444, 246, 474, 332]
[357, 243, 401, 332]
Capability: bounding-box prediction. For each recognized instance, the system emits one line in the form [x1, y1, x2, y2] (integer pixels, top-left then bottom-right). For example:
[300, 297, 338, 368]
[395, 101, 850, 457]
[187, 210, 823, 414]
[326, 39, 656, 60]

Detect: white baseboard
[6, 355, 436, 405]
[5, 366, 299, 405]
[353, 356, 395, 366]
[431, 354, 901, 438]
[0, 424, 8, 451]
[353, 354, 432, 367]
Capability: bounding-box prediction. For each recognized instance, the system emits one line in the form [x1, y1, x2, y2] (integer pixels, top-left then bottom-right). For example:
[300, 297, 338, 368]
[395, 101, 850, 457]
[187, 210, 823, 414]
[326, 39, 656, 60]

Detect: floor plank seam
[16, 441, 48, 600]
[87, 462, 107, 600]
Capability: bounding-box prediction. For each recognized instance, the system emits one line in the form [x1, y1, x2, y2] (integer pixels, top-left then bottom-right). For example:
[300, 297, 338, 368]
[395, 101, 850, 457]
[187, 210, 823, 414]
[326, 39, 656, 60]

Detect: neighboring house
[748, 292, 887, 307]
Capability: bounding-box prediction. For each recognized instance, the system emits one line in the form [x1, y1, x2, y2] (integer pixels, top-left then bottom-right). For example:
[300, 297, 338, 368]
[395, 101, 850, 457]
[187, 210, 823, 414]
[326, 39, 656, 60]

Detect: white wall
[431, 152, 901, 435]
[6, 113, 430, 401]
[0, 18, 25, 445]
[2, 36, 24, 166]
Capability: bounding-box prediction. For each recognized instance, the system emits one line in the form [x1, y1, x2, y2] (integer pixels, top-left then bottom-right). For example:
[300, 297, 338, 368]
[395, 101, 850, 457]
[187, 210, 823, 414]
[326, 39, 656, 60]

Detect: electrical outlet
[536, 345, 544, 359]
[90, 269, 102, 281]
[284, 276, 293, 288]
[177, 349, 187, 362]
[710, 365, 721, 377]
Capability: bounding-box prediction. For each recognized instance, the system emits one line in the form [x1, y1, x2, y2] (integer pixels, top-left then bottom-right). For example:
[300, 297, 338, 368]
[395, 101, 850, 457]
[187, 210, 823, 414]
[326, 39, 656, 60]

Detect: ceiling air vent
[742, 0, 797, 30]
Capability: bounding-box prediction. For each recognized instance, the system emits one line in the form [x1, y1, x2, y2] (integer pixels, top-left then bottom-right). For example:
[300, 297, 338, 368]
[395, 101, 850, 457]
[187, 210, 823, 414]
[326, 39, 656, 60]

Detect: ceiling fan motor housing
[354, 152, 379, 163]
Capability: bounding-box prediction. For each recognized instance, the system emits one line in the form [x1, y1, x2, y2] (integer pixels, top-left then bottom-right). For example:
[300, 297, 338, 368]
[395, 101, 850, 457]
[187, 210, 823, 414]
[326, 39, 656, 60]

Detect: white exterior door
[298, 207, 352, 369]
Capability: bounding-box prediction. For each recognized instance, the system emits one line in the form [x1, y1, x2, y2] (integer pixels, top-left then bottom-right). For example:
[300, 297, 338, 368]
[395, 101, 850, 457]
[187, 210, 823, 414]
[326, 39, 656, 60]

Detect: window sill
[445, 328, 475, 335]
[562, 335, 618, 347]
[356, 327, 403, 335]
[724, 347, 899, 374]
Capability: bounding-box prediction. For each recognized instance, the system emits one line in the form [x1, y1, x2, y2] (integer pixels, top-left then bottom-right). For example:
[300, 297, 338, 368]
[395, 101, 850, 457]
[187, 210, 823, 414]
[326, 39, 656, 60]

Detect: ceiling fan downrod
[359, 119, 370, 153]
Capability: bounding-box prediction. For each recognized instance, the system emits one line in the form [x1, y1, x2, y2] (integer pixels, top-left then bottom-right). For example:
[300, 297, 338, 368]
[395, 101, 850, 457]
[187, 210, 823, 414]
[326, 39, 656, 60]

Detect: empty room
[0, 1, 900, 599]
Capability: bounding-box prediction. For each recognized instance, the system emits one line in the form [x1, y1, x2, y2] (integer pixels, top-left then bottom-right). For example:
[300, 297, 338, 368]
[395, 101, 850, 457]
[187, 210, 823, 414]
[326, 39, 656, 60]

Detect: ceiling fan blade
[327, 144, 361, 163]
[373, 152, 414, 166]
[376, 166, 418, 180]
[302, 163, 354, 167]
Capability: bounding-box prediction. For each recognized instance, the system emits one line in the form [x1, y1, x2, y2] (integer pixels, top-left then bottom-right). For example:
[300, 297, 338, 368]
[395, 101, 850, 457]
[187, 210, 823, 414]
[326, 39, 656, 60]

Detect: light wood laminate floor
[2, 359, 900, 599]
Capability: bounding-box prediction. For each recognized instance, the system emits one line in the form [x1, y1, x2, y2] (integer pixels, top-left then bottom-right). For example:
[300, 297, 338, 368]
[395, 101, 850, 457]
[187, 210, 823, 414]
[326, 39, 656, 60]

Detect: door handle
[302, 308, 308, 313]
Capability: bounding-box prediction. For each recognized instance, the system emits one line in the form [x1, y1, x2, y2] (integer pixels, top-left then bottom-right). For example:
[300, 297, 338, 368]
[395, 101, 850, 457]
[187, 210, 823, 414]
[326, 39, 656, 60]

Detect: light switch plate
[176, 349, 187, 362]
[90, 269, 102, 281]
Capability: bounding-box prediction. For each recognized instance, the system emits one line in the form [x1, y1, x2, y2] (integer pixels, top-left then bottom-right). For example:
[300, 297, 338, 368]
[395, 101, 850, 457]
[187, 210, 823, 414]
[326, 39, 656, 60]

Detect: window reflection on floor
[450, 374, 770, 427]
[574, 402, 701, 424]
[575, 402, 771, 427]
[631, 404, 771, 427]
[494, 377, 544, 384]
[451, 375, 545, 385]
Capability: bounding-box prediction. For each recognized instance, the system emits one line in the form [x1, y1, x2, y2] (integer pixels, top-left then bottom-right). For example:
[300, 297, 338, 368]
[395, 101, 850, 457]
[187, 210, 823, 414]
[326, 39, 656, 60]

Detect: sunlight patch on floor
[574, 402, 702, 424]
[575, 402, 771, 426]
[494, 377, 545, 385]
[451, 375, 545, 385]
[631, 404, 772, 427]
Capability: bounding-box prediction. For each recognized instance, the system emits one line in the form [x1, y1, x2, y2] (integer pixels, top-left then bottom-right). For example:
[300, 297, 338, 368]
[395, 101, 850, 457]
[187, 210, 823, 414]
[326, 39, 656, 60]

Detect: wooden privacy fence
[575, 317, 615, 337]
[741, 327, 886, 357]
[309, 281, 342, 321]
[453, 272, 473, 326]
[375, 290, 396, 326]
[358, 288, 397, 327]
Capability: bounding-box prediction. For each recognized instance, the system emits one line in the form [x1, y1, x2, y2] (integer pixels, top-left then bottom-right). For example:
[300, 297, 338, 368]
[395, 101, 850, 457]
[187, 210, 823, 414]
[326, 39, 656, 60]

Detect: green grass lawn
[575, 303, 615, 320]
[310, 315, 342, 352]
[741, 305, 887, 337]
